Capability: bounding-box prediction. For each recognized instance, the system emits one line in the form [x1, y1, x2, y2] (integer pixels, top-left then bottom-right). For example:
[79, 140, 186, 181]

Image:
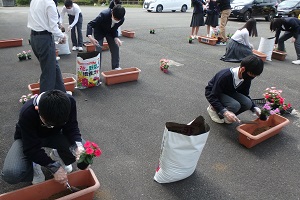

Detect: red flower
[84, 140, 92, 148]
[94, 149, 102, 157]
[86, 147, 94, 155]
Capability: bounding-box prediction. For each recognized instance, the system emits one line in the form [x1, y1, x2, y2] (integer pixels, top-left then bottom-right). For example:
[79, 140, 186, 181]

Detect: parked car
[276, 0, 300, 18]
[230, 0, 277, 21]
[143, 0, 191, 12]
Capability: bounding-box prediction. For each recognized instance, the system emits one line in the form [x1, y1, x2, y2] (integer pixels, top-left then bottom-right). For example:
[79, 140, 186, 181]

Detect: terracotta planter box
[252, 49, 267, 62]
[121, 30, 135, 38]
[236, 114, 290, 148]
[28, 77, 77, 95]
[272, 50, 287, 61]
[0, 168, 100, 200]
[84, 43, 109, 52]
[0, 38, 23, 48]
[198, 36, 218, 46]
[101, 67, 141, 85]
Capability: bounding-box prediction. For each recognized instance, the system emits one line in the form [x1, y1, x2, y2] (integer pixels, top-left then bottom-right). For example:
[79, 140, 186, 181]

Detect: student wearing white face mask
[86, 5, 125, 70]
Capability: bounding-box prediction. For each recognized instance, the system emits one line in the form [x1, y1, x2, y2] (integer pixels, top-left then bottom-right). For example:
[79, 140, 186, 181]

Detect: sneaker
[32, 163, 45, 184]
[190, 35, 195, 39]
[78, 47, 83, 52]
[216, 42, 227, 46]
[72, 46, 77, 51]
[114, 67, 122, 70]
[292, 60, 300, 65]
[207, 105, 224, 124]
[50, 149, 73, 173]
[56, 56, 60, 61]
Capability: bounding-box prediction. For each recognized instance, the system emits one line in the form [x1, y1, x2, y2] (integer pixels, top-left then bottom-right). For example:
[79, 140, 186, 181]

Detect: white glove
[114, 37, 122, 46]
[74, 142, 84, 161]
[253, 107, 261, 117]
[53, 166, 68, 184]
[223, 111, 240, 123]
[67, 25, 72, 32]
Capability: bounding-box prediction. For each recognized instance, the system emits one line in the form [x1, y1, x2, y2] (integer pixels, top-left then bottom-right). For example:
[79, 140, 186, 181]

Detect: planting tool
[66, 181, 80, 193]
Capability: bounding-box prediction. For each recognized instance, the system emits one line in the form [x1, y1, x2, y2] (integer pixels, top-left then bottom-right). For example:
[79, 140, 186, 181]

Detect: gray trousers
[278, 32, 300, 60]
[68, 13, 83, 47]
[96, 35, 120, 69]
[219, 92, 252, 118]
[1, 134, 78, 184]
[30, 32, 66, 93]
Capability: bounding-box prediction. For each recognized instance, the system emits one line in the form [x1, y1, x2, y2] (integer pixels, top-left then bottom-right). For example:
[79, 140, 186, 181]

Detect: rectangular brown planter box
[272, 50, 287, 61]
[121, 30, 135, 38]
[252, 49, 267, 62]
[84, 42, 109, 52]
[236, 114, 290, 148]
[101, 67, 141, 85]
[0, 38, 23, 48]
[0, 168, 100, 200]
[28, 77, 77, 95]
[198, 36, 218, 46]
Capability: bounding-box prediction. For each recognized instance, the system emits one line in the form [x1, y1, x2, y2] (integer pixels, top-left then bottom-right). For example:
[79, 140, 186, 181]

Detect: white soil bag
[258, 37, 275, 61]
[154, 116, 210, 183]
[55, 33, 71, 55]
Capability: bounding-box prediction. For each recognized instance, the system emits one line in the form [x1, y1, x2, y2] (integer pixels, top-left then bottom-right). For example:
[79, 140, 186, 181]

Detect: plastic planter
[252, 49, 267, 62]
[121, 30, 135, 38]
[101, 67, 141, 85]
[272, 50, 287, 61]
[198, 36, 218, 46]
[0, 38, 23, 48]
[236, 114, 290, 148]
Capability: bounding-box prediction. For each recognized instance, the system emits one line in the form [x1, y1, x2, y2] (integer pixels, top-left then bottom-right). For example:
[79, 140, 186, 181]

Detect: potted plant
[19, 93, 37, 104]
[263, 87, 292, 114]
[150, 29, 155, 34]
[17, 51, 27, 61]
[26, 50, 32, 59]
[76, 141, 102, 170]
[160, 59, 169, 73]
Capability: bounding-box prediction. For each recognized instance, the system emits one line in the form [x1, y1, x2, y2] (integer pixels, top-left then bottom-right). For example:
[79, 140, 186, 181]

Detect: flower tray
[252, 49, 267, 62]
[271, 50, 287, 61]
[28, 77, 77, 94]
[121, 30, 135, 38]
[101, 67, 141, 85]
[198, 36, 218, 46]
[0, 38, 23, 48]
[236, 114, 290, 148]
[0, 168, 100, 200]
[84, 42, 109, 52]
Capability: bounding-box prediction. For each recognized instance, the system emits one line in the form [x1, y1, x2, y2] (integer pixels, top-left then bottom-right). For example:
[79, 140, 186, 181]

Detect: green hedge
[16, 0, 29, 5]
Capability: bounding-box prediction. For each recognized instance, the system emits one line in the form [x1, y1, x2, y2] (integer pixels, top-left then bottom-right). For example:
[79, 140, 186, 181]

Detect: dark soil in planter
[251, 126, 274, 136]
[42, 186, 87, 200]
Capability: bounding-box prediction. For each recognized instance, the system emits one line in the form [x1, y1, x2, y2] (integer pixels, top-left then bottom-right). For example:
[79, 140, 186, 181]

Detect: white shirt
[231, 28, 252, 48]
[230, 67, 243, 88]
[59, 3, 81, 28]
[27, 0, 64, 38]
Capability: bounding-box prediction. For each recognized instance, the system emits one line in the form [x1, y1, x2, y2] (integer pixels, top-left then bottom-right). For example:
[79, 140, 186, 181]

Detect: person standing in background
[205, 0, 219, 37]
[60, 0, 83, 51]
[27, 0, 66, 93]
[217, 0, 231, 45]
[190, 0, 206, 39]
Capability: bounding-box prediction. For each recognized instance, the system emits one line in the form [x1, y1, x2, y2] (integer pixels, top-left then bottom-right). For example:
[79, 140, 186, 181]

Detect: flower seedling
[19, 94, 37, 104]
[78, 140, 102, 165]
[160, 59, 169, 73]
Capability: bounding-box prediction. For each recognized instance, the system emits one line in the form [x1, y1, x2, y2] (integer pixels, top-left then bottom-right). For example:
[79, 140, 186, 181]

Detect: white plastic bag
[209, 26, 220, 38]
[153, 116, 210, 183]
[55, 33, 71, 55]
[76, 51, 101, 89]
[258, 37, 275, 61]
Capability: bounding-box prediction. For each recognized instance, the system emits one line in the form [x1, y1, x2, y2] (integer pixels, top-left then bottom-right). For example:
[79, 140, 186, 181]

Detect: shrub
[16, 0, 30, 5]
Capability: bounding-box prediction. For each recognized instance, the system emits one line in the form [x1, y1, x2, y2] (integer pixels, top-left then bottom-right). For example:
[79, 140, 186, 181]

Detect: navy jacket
[14, 95, 81, 166]
[205, 68, 255, 115]
[275, 17, 300, 44]
[86, 8, 124, 40]
[217, 0, 231, 11]
[192, 0, 205, 14]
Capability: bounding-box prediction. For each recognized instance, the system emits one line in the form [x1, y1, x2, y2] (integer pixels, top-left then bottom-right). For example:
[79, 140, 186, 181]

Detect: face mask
[111, 18, 120, 24]
[242, 71, 255, 80]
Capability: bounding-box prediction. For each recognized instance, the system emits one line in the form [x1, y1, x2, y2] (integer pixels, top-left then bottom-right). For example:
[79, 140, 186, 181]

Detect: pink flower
[86, 147, 94, 155]
[84, 141, 92, 148]
[94, 149, 102, 157]
[91, 142, 99, 148]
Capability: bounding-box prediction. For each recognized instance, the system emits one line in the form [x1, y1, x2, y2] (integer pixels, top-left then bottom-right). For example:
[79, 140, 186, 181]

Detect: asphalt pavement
[0, 6, 299, 200]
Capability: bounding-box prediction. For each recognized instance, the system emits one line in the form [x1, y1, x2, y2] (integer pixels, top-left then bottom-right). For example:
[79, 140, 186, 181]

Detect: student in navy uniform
[86, 5, 125, 70]
[205, 0, 219, 37]
[190, 0, 206, 39]
[1, 90, 84, 185]
[270, 17, 300, 65]
[205, 55, 263, 124]
[27, 0, 66, 93]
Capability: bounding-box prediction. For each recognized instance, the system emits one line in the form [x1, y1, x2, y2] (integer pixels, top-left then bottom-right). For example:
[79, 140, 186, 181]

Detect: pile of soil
[251, 126, 273, 136]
